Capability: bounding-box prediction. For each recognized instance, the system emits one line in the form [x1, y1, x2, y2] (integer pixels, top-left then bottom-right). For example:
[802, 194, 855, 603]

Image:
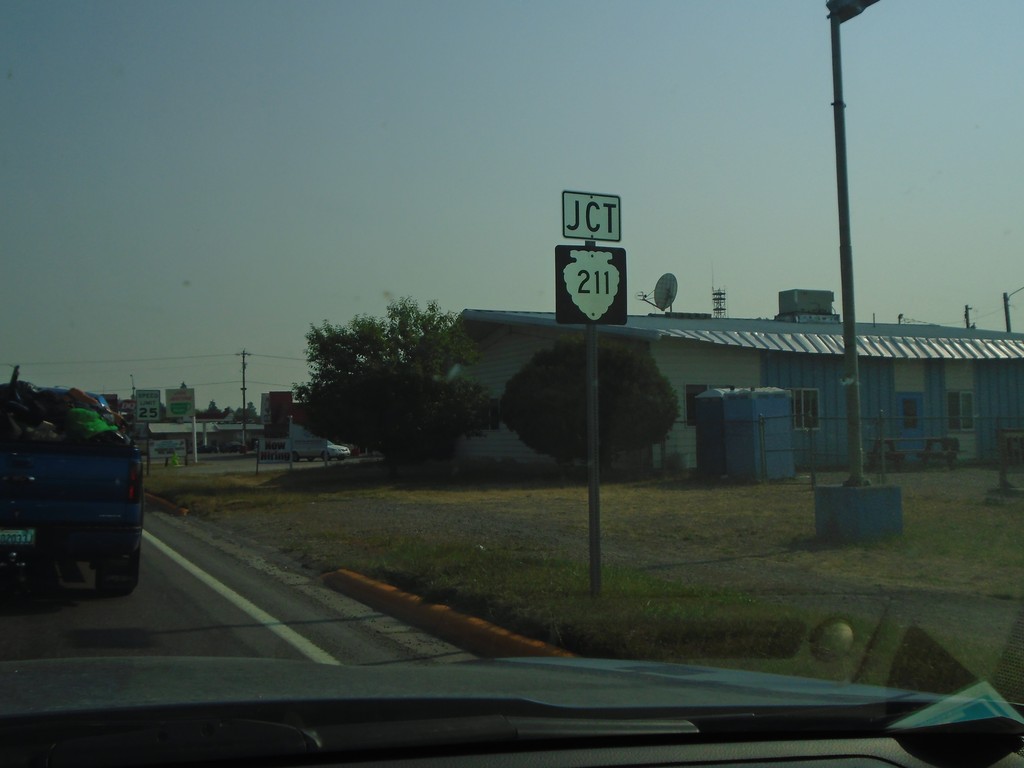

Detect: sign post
[135, 390, 160, 474]
[585, 318, 600, 596]
[165, 388, 196, 465]
[558, 191, 627, 598]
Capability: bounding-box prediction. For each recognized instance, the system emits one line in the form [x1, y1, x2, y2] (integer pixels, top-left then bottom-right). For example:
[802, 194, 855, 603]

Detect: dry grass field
[146, 462, 1024, 685]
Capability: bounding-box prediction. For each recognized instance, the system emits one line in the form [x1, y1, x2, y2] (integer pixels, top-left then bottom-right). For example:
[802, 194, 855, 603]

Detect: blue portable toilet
[695, 389, 728, 476]
[696, 388, 795, 480]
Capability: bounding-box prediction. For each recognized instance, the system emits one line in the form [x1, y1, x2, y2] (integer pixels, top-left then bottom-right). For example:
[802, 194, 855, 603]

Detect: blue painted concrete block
[814, 485, 903, 542]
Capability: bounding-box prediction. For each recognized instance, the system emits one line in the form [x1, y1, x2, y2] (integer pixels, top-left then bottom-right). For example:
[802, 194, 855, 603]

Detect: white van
[289, 423, 326, 461]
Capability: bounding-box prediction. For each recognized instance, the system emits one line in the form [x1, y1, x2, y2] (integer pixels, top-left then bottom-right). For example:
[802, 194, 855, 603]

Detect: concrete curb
[321, 569, 574, 659]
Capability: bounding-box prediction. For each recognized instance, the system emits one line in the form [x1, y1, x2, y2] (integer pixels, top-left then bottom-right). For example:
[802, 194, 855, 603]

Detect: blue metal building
[460, 292, 1024, 470]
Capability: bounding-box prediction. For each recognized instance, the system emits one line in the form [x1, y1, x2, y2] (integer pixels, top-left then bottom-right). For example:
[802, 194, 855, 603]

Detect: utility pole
[964, 305, 973, 329]
[1005, 286, 1024, 333]
[828, 0, 870, 487]
[238, 349, 249, 448]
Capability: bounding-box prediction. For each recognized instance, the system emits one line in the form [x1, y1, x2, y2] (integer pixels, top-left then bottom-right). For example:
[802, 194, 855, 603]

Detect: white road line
[142, 530, 341, 666]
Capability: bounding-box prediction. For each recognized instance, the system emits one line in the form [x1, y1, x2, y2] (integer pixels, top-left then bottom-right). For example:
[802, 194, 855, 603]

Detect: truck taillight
[127, 462, 142, 503]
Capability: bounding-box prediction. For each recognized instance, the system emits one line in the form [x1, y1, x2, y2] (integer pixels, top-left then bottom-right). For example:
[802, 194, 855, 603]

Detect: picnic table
[866, 436, 959, 471]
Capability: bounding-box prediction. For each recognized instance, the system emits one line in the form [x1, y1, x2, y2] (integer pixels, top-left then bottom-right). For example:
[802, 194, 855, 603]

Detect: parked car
[324, 442, 350, 461]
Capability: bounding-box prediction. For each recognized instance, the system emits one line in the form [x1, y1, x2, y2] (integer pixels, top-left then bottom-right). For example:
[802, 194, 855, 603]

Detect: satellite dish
[653, 273, 678, 311]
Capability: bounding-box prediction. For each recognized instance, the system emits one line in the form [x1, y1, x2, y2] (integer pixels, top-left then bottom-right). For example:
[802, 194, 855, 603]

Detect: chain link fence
[789, 413, 1024, 485]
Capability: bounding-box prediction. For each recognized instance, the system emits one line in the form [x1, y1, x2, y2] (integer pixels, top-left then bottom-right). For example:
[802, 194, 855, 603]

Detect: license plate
[0, 529, 36, 548]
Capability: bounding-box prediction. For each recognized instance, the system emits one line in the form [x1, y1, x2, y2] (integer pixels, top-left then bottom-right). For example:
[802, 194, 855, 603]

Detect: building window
[901, 397, 919, 430]
[947, 391, 974, 431]
[790, 388, 819, 430]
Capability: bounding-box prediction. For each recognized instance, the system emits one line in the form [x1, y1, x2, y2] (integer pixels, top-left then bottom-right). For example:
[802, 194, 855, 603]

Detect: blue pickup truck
[0, 441, 143, 595]
[1, 372, 143, 596]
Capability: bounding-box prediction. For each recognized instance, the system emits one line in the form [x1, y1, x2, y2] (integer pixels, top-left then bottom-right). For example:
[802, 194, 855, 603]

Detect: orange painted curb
[322, 568, 574, 659]
[145, 492, 189, 517]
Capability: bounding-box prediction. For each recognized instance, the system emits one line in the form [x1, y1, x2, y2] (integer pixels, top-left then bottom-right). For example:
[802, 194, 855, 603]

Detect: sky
[3, 1, 1023, 412]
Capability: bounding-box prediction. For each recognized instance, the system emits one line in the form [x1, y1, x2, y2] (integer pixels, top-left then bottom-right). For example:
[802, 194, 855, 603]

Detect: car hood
[4, 656, 1024, 768]
[0, 655, 941, 721]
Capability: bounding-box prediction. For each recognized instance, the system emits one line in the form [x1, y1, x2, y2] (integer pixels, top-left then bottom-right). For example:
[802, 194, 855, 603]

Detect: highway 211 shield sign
[555, 245, 627, 325]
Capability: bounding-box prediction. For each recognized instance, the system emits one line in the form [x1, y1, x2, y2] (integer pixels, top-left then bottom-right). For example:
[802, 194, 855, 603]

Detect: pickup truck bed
[0, 440, 143, 595]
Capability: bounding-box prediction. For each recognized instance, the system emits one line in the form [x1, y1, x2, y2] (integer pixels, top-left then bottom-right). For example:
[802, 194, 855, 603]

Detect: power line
[3, 354, 235, 367]
[251, 353, 306, 362]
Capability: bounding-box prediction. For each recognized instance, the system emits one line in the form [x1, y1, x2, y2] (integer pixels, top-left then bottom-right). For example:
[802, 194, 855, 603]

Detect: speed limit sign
[135, 390, 161, 422]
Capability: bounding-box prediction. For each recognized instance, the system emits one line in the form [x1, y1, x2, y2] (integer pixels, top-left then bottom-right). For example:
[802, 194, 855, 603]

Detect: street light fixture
[827, 0, 880, 23]
[827, 0, 878, 487]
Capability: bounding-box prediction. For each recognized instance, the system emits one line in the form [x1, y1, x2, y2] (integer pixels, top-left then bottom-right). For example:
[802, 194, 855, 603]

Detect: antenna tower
[712, 287, 727, 319]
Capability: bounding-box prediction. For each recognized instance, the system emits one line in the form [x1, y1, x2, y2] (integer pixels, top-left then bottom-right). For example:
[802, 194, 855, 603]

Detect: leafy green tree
[231, 402, 258, 423]
[296, 298, 488, 472]
[500, 337, 679, 468]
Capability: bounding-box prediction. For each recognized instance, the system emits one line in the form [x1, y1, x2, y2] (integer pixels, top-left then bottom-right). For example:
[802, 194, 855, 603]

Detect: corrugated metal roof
[662, 329, 1024, 359]
[461, 309, 1024, 361]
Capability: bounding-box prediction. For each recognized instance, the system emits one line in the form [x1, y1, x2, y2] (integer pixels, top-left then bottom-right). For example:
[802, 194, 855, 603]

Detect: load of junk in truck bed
[1, 367, 132, 445]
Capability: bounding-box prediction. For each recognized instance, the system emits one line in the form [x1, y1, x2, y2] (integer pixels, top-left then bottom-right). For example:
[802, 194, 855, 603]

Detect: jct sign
[562, 191, 620, 242]
[555, 245, 627, 325]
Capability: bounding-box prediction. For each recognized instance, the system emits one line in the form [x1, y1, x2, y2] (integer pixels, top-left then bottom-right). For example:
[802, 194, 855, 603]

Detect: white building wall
[459, 326, 764, 468]
[893, 360, 926, 392]
[649, 339, 761, 469]
[945, 360, 973, 390]
[457, 327, 561, 464]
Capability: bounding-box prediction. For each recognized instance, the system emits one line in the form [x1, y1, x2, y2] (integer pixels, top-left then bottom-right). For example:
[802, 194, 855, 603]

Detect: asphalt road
[0, 506, 473, 666]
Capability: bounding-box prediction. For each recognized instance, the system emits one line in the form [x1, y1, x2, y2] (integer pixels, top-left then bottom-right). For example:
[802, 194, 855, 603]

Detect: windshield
[3, 0, 1024, 751]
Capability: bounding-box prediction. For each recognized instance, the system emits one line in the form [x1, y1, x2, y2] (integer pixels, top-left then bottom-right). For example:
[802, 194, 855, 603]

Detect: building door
[896, 392, 925, 450]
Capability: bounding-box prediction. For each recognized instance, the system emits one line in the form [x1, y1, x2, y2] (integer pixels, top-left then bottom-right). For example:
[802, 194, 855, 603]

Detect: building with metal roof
[459, 295, 1024, 470]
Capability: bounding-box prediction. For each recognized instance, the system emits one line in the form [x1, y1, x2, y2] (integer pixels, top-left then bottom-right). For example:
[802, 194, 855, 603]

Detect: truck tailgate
[0, 442, 143, 526]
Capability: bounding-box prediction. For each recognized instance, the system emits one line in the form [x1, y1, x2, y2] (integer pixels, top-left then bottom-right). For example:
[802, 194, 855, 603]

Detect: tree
[295, 298, 489, 472]
[233, 402, 259, 423]
[500, 337, 679, 468]
[197, 400, 224, 420]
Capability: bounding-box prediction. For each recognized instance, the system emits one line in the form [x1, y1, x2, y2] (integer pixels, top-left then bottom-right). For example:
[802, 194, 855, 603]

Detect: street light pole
[1004, 286, 1024, 333]
[828, 0, 874, 487]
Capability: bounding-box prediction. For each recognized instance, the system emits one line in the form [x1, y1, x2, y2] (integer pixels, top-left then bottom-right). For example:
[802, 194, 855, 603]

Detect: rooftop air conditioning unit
[778, 289, 834, 316]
